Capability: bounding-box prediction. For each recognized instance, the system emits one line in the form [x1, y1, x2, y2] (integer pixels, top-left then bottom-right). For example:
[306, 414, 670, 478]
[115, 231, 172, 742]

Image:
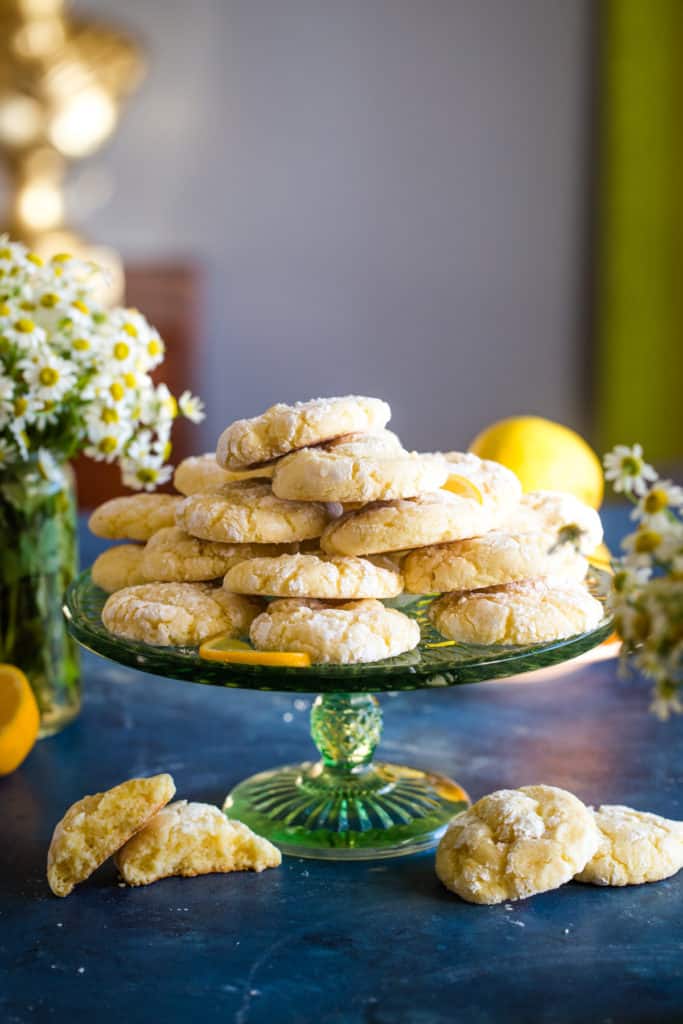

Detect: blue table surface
[3, 507, 683, 1024]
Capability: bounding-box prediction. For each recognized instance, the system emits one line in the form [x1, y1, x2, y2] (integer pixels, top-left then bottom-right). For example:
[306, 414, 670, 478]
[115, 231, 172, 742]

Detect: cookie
[216, 395, 391, 470]
[250, 598, 420, 664]
[429, 578, 604, 645]
[115, 801, 281, 886]
[142, 526, 296, 583]
[272, 445, 447, 503]
[436, 784, 599, 905]
[575, 805, 683, 886]
[91, 544, 148, 593]
[403, 530, 588, 594]
[504, 490, 603, 555]
[176, 480, 330, 544]
[320, 491, 497, 557]
[89, 493, 182, 542]
[224, 552, 403, 599]
[102, 582, 261, 647]
[47, 773, 175, 897]
[437, 451, 522, 518]
[173, 453, 273, 496]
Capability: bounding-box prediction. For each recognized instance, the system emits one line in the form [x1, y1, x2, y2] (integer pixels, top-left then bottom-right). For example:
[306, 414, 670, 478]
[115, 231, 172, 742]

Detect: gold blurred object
[0, 0, 145, 302]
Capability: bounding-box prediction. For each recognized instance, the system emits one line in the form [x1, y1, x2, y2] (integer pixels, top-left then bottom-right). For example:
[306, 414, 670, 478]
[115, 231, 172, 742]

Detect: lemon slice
[442, 473, 483, 504]
[199, 636, 311, 668]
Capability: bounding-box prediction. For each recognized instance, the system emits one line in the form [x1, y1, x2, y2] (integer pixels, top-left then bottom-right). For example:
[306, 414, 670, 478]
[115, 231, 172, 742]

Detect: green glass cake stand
[64, 571, 612, 860]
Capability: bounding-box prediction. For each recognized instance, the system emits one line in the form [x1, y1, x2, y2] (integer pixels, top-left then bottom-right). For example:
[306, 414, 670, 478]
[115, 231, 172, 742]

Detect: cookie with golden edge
[92, 544, 148, 593]
[176, 479, 331, 545]
[47, 773, 175, 897]
[115, 801, 281, 886]
[250, 598, 420, 665]
[89, 493, 182, 542]
[504, 490, 603, 555]
[173, 453, 273, 496]
[142, 526, 296, 583]
[324, 429, 404, 454]
[429, 578, 604, 645]
[437, 452, 522, 517]
[436, 784, 600, 905]
[272, 445, 447, 503]
[575, 805, 683, 886]
[216, 395, 391, 470]
[320, 491, 498, 557]
[224, 552, 403, 599]
[403, 530, 588, 594]
[102, 582, 261, 647]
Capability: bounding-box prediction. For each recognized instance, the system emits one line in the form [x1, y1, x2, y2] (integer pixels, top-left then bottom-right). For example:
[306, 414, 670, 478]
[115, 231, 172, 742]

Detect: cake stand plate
[64, 571, 612, 860]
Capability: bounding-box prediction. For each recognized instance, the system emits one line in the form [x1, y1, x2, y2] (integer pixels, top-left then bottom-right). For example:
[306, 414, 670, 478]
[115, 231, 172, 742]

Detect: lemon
[469, 416, 604, 508]
[0, 664, 40, 775]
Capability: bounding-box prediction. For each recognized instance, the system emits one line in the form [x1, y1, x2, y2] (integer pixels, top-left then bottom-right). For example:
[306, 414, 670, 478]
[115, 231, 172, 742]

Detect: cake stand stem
[224, 691, 470, 860]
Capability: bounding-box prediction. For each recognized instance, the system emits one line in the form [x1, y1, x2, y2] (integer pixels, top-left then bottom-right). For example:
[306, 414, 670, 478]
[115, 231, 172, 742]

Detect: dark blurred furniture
[74, 262, 201, 509]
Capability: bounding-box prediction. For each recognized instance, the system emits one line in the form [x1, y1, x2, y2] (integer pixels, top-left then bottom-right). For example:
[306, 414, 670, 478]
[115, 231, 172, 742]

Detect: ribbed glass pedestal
[224, 693, 469, 859]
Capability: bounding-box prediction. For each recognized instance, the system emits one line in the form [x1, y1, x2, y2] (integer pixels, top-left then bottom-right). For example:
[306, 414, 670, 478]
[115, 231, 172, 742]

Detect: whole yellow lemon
[469, 416, 604, 508]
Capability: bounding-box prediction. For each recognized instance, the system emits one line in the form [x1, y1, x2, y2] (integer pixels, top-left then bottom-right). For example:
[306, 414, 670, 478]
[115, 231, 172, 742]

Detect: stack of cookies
[90, 394, 604, 663]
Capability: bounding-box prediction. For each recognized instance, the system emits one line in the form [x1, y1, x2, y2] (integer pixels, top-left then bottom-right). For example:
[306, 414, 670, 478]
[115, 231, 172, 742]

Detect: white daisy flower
[178, 390, 205, 423]
[19, 352, 76, 403]
[121, 451, 173, 491]
[631, 479, 683, 520]
[622, 514, 683, 568]
[604, 443, 658, 497]
[2, 316, 48, 354]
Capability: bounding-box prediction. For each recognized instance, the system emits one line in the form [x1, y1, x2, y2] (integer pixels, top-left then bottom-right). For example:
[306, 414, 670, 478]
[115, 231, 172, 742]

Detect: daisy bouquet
[0, 236, 203, 486]
[0, 236, 203, 732]
[603, 445, 683, 717]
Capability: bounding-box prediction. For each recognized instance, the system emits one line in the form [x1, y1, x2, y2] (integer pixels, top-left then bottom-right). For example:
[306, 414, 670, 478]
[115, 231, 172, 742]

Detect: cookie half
[429, 578, 604, 645]
[102, 582, 261, 646]
[575, 805, 683, 886]
[250, 598, 420, 664]
[216, 395, 391, 470]
[403, 531, 588, 594]
[115, 801, 281, 886]
[89, 493, 182, 542]
[47, 773, 175, 897]
[224, 552, 403, 599]
[436, 784, 599, 904]
[176, 480, 331, 544]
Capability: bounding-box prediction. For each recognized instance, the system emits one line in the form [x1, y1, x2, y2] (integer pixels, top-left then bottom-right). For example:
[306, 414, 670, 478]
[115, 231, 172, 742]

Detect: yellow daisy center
[0, 303, 10, 316]
[634, 530, 661, 554]
[643, 489, 669, 515]
[39, 366, 60, 387]
[40, 293, 59, 308]
[101, 407, 119, 424]
[73, 338, 90, 351]
[72, 299, 89, 315]
[98, 436, 118, 455]
[114, 340, 130, 361]
[15, 396, 28, 416]
[52, 252, 72, 263]
[147, 338, 162, 357]
[136, 467, 158, 484]
[26, 252, 44, 266]
[122, 322, 138, 337]
[123, 371, 137, 388]
[109, 381, 126, 401]
[15, 318, 35, 333]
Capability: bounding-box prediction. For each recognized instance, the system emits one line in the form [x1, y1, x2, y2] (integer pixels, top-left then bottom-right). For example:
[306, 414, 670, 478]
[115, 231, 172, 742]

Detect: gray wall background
[75, 0, 591, 452]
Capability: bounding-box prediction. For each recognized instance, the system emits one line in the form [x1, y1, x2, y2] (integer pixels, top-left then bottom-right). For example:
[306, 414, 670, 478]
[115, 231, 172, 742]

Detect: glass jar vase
[0, 457, 80, 736]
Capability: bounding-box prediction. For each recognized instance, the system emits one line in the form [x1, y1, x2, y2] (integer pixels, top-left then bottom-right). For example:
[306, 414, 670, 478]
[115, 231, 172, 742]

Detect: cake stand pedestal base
[223, 692, 469, 860]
